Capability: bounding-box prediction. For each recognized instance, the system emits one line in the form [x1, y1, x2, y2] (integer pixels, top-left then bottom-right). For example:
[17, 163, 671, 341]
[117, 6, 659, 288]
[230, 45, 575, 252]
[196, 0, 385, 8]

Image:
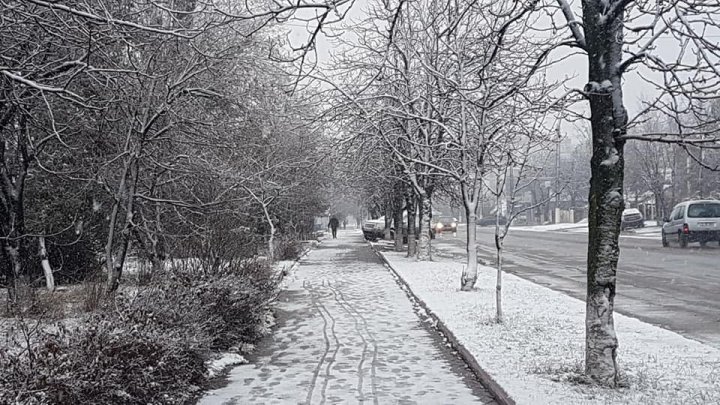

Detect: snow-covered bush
[275, 237, 303, 261]
[0, 319, 206, 404]
[0, 258, 280, 403]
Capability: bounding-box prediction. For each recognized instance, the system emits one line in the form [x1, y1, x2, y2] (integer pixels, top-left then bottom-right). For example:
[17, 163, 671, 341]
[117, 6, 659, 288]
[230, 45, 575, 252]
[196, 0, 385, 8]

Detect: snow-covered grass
[379, 249, 720, 404]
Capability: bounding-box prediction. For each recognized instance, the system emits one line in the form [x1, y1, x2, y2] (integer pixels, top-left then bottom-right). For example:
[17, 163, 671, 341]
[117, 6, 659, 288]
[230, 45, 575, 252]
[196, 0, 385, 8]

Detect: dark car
[621, 208, 644, 231]
[477, 216, 507, 226]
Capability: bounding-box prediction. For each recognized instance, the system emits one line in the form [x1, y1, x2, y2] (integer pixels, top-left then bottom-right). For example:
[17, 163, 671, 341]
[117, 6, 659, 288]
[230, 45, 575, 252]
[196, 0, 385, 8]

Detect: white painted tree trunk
[496, 236, 503, 323]
[38, 236, 55, 291]
[461, 205, 478, 291]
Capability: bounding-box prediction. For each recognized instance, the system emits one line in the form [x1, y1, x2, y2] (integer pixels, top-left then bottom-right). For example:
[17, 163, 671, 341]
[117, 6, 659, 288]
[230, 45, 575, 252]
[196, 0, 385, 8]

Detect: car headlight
[451, 222, 457, 228]
[436, 222, 443, 229]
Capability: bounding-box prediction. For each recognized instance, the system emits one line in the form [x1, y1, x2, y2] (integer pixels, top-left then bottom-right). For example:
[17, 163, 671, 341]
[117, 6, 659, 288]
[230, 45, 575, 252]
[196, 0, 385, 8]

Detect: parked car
[362, 217, 386, 241]
[477, 216, 507, 227]
[662, 200, 720, 248]
[431, 216, 458, 236]
[621, 208, 644, 230]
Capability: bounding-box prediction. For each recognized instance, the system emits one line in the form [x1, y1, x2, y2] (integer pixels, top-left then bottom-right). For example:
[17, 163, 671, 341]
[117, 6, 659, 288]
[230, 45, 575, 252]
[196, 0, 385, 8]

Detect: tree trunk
[107, 157, 139, 293]
[496, 236, 503, 323]
[2, 242, 22, 305]
[108, 213, 133, 292]
[383, 204, 392, 240]
[38, 236, 55, 291]
[583, 0, 628, 385]
[105, 162, 130, 292]
[417, 193, 432, 261]
[393, 206, 404, 252]
[460, 201, 478, 291]
[406, 196, 417, 257]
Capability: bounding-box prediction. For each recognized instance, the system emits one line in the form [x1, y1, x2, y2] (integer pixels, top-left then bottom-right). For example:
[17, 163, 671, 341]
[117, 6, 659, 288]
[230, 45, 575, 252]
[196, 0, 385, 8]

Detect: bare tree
[553, 0, 720, 385]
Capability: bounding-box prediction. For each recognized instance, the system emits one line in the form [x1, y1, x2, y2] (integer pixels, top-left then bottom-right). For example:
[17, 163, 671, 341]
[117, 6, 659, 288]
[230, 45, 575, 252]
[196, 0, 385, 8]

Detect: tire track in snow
[313, 281, 341, 405]
[304, 281, 330, 405]
[327, 282, 378, 403]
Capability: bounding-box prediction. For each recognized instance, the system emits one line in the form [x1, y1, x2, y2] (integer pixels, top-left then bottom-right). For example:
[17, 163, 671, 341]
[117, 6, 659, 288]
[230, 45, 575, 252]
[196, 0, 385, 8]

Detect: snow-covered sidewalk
[378, 245, 720, 404]
[200, 231, 496, 404]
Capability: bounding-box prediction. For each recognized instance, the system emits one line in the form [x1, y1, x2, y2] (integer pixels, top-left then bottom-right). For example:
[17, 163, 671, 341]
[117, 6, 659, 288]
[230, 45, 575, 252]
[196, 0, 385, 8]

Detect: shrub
[0, 256, 281, 404]
[275, 237, 302, 261]
[0, 319, 205, 404]
[117, 257, 280, 351]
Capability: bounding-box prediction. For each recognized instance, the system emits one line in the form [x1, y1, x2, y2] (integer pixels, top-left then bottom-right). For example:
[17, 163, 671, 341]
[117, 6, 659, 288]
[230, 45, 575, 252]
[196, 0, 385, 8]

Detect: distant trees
[326, 0, 557, 290]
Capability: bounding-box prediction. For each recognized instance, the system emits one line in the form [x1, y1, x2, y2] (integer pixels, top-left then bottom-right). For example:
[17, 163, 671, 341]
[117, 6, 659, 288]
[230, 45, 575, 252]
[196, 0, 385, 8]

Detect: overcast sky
[281, 0, 705, 143]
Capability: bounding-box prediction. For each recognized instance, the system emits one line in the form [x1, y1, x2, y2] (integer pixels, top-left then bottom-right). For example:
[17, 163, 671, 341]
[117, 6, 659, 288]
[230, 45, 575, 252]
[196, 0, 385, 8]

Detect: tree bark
[383, 204, 392, 240]
[38, 236, 55, 291]
[0, 117, 29, 305]
[495, 235, 503, 323]
[393, 205, 404, 252]
[107, 157, 139, 292]
[406, 196, 417, 257]
[417, 193, 432, 261]
[582, 0, 628, 386]
[460, 201, 478, 291]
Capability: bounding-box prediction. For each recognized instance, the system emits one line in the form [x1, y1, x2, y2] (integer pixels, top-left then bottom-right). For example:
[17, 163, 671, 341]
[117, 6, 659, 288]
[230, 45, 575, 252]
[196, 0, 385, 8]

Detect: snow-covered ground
[511, 223, 588, 232]
[512, 221, 663, 240]
[379, 249, 720, 404]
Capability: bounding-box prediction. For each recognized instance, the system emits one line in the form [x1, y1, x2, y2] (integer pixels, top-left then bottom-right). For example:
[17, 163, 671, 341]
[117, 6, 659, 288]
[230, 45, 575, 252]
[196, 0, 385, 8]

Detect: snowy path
[199, 231, 495, 405]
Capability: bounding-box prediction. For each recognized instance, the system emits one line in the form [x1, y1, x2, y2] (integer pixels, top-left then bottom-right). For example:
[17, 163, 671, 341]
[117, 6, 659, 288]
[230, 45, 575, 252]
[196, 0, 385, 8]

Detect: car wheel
[661, 232, 669, 247]
[679, 232, 688, 248]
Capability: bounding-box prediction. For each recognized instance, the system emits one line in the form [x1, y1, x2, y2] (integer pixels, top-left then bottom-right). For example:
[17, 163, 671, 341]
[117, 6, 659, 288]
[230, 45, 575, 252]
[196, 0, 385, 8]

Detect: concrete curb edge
[372, 244, 515, 405]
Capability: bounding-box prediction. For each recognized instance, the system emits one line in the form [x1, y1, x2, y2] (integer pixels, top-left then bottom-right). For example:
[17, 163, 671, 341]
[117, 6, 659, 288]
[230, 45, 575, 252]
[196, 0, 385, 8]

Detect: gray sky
[281, 0, 704, 142]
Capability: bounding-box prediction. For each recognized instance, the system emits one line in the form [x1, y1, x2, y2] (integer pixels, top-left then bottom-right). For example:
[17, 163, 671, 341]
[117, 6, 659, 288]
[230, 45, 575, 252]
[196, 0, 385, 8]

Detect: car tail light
[683, 224, 690, 234]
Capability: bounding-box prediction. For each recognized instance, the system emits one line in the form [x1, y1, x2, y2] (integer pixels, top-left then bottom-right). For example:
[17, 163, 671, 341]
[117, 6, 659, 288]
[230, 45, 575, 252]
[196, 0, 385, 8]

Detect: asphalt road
[436, 225, 720, 349]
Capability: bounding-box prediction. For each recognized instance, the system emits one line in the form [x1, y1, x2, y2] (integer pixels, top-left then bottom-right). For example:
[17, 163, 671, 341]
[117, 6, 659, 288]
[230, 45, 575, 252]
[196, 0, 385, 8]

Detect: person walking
[328, 217, 340, 239]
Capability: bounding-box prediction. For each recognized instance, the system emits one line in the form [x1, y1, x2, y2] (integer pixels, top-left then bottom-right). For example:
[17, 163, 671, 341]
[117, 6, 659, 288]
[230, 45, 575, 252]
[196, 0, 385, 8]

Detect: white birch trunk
[38, 236, 55, 291]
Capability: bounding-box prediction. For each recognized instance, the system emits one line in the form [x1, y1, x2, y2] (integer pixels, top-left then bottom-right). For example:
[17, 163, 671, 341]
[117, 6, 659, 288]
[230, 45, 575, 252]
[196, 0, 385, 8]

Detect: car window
[673, 207, 684, 221]
[687, 203, 720, 218]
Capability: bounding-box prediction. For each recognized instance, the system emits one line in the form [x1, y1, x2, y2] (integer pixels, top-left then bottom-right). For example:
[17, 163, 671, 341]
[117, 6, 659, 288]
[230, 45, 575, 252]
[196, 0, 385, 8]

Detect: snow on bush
[0, 258, 280, 404]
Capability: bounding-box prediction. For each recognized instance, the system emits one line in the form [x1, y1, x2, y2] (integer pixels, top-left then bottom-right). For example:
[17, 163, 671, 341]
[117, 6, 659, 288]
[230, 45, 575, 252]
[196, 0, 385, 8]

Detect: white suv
[662, 200, 720, 248]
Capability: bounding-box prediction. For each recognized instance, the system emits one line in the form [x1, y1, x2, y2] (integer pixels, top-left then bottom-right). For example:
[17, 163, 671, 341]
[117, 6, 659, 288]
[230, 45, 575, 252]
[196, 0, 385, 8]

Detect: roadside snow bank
[512, 223, 586, 232]
[380, 251, 720, 404]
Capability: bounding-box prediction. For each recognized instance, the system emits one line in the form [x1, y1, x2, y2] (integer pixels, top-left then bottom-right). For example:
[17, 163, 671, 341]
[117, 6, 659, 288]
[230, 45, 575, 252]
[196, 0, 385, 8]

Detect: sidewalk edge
[372, 244, 515, 405]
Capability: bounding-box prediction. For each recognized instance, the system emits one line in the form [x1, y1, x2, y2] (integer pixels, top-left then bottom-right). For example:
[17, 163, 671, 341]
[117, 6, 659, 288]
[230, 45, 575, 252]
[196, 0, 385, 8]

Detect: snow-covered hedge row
[0, 259, 280, 404]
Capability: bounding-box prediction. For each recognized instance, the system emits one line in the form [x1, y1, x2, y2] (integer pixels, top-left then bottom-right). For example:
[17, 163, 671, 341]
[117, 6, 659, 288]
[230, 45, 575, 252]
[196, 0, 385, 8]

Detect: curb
[371, 243, 515, 405]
